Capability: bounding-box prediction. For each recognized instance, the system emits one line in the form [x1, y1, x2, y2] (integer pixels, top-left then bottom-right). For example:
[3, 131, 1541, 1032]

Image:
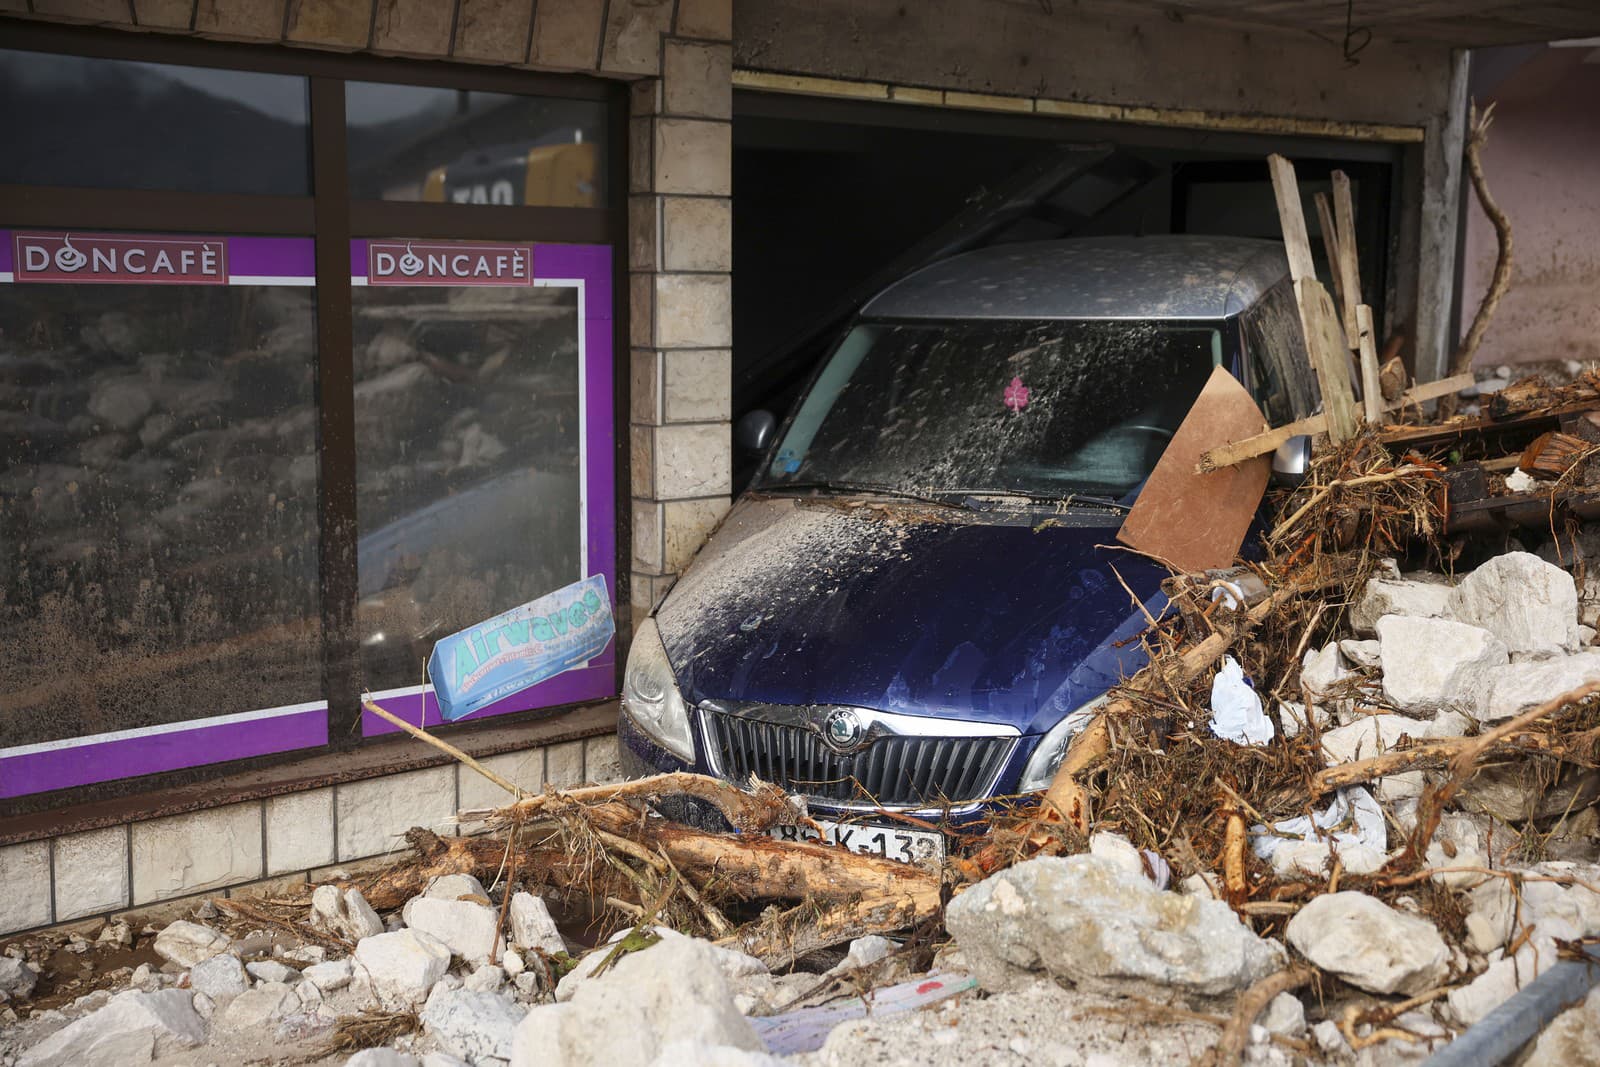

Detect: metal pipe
[1422, 950, 1600, 1067]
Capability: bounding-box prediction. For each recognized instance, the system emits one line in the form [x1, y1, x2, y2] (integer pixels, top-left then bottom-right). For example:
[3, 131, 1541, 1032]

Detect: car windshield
[755, 318, 1223, 500]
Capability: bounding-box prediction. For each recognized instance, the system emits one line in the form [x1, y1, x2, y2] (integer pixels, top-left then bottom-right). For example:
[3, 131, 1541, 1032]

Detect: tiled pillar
[628, 11, 734, 623]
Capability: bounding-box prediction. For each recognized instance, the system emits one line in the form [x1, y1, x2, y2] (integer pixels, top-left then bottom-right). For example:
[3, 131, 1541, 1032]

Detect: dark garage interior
[730, 89, 1404, 483]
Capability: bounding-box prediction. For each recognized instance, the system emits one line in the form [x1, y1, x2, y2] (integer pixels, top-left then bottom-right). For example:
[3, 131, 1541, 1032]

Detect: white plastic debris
[1250, 786, 1386, 870]
[1505, 469, 1539, 493]
[1209, 656, 1275, 745]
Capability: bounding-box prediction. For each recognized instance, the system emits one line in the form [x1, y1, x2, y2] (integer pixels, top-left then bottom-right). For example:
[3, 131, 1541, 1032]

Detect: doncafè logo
[14, 231, 227, 284]
[367, 240, 531, 286]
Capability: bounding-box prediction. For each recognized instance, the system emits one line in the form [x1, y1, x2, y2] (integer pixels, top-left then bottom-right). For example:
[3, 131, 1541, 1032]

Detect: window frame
[0, 24, 629, 816]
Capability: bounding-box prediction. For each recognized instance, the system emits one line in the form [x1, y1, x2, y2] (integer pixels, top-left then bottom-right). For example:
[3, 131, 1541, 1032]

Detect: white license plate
[767, 818, 945, 865]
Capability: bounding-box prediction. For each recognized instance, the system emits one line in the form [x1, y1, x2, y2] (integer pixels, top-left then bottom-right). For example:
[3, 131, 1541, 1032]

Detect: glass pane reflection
[346, 82, 605, 207]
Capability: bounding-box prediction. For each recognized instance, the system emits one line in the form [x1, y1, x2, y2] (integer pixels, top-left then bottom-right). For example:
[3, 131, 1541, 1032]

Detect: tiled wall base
[0, 733, 624, 937]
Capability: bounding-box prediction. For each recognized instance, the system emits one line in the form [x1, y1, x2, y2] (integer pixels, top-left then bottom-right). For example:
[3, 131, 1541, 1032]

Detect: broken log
[1310, 731, 1595, 794]
[467, 770, 807, 834]
[349, 803, 936, 914]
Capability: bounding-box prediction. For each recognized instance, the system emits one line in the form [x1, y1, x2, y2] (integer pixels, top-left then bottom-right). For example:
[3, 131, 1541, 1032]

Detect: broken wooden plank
[1313, 191, 1344, 316]
[1356, 303, 1383, 425]
[1331, 171, 1362, 341]
[1268, 155, 1358, 444]
[1118, 365, 1271, 573]
[1196, 373, 1474, 472]
[1267, 154, 1317, 283]
[1520, 431, 1593, 479]
[1296, 276, 1358, 443]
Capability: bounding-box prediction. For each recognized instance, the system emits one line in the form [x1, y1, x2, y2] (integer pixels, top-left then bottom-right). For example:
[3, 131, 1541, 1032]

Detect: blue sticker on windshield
[776, 448, 802, 473]
[427, 575, 614, 722]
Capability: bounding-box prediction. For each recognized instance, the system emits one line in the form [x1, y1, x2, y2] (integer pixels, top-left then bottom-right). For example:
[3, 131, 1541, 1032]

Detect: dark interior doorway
[731, 91, 1402, 486]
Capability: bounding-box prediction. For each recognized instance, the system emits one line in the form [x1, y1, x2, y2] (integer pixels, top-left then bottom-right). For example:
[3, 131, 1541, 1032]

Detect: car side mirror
[735, 409, 777, 454]
[1271, 434, 1312, 487]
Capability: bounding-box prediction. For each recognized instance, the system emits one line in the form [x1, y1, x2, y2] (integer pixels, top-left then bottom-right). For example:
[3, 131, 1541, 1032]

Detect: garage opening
[731, 90, 1403, 484]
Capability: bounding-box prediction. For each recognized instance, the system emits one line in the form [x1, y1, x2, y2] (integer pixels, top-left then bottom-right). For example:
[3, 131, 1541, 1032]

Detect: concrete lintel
[733, 68, 1426, 144]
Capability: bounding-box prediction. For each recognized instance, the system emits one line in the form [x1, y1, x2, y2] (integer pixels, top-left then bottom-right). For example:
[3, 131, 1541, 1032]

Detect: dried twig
[1443, 100, 1512, 416]
[1204, 963, 1314, 1067]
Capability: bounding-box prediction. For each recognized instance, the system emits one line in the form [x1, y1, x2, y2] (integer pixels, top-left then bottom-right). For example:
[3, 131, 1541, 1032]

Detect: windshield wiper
[756, 480, 969, 510]
[956, 489, 1133, 514]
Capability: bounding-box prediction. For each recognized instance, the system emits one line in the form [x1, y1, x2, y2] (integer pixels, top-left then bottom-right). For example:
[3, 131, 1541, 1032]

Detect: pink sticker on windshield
[1004, 376, 1030, 413]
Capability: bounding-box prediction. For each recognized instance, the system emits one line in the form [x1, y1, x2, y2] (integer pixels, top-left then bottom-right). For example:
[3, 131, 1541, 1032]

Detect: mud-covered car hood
[654, 496, 1166, 735]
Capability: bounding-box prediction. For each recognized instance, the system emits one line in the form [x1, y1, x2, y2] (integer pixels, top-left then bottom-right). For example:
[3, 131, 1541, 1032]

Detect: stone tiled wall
[627, 18, 734, 619]
[0, 735, 624, 936]
[14, 0, 711, 77]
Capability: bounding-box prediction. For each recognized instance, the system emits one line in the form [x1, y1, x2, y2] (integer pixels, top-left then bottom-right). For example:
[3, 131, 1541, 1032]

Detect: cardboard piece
[1118, 366, 1272, 573]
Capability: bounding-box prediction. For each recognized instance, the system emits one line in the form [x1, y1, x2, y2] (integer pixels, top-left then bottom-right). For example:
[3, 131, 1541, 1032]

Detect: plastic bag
[1209, 655, 1275, 745]
[1249, 786, 1387, 875]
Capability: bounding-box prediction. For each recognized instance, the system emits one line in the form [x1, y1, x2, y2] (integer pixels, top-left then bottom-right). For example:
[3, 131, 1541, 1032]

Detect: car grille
[699, 705, 1016, 809]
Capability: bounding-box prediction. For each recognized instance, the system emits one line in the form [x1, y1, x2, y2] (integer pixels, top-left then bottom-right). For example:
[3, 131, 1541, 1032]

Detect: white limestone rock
[464, 964, 506, 993]
[1319, 715, 1429, 766]
[508, 892, 566, 957]
[1464, 878, 1516, 954]
[309, 884, 384, 943]
[1529, 984, 1600, 1066]
[151, 920, 230, 969]
[16, 989, 205, 1067]
[421, 985, 526, 1065]
[245, 960, 299, 985]
[0, 958, 38, 1000]
[346, 1050, 421, 1067]
[1446, 551, 1581, 657]
[424, 873, 490, 902]
[1423, 813, 1492, 888]
[1300, 644, 1350, 703]
[1276, 700, 1330, 740]
[1376, 615, 1508, 715]
[188, 953, 248, 1003]
[1087, 831, 1147, 880]
[404, 897, 500, 966]
[353, 929, 453, 1010]
[511, 936, 764, 1067]
[301, 958, 352, 992]
[1481, 651, 1600, 723]
[222, 982, 298, 1029]
[1447, 938, 1563, 1026]
[944, 855, 1284, 996]
[1286, 892, 1448, 996]
[1260, 993, 1306, 1038]
[1349, 573, 1453, 635]
[1339, 639, 1382, 669]
[556, 927, 767, 1003]
[825, 936, 893, 977]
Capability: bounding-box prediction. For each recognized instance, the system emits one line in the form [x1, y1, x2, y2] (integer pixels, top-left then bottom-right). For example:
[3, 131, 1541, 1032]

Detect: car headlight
[1017, 695, 1109, 792]
[622, 617, 695, 761]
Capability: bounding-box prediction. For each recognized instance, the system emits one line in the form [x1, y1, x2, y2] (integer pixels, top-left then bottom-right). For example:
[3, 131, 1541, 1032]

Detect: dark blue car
[618, 236, 1317, 861]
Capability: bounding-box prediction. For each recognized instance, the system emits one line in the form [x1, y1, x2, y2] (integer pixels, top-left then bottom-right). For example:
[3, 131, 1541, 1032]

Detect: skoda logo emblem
[821, 708, 866, 752]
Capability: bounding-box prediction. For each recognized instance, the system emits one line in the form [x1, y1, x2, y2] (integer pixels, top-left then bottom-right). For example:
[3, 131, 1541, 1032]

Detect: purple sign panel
[14, 231, 228, 285]
[367, 240, 532, 286]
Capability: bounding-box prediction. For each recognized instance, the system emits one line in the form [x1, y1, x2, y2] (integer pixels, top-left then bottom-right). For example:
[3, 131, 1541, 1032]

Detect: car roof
[859, 235, 1291, 322]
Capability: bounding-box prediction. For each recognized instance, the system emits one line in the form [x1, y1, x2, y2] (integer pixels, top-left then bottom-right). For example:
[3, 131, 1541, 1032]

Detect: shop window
[0, 231, 324, 759]
[346, 83, 606, 207]
[0, 35, 617, 808]
[0, 49, 310, 196]
[352, 244, 584, 693]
